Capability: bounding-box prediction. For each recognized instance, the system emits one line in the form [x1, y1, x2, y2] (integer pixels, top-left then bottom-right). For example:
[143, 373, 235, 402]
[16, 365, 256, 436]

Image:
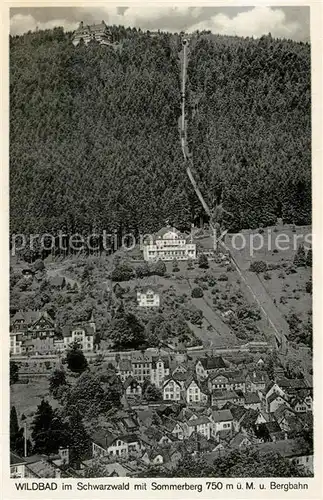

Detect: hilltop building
[72, 21, 113, 46]
[142, 226, 196, 262]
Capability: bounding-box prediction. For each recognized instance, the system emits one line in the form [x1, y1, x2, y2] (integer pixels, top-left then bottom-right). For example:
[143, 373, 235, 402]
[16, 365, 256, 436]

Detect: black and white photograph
[8, 4, 315, 484]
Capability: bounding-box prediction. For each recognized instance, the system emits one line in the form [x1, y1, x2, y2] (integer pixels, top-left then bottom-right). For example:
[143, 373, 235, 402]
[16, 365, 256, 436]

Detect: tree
[135, 262, 150, 278]
[198, 253, 209, 269]
[111, 263, 134, 282]
[306, 248, 312, 267]
[10, 406, 31, 456]
[109, 312, 146, 350]
[31, 400, 68, 456]
[49, 368, 67, 398]
[191, 287, 204, 298]
[64, 406, 91, 466]
[187, 258, 194, 270]
[294, 244, 307, 267]
[151, 260, 166, 276]
[65, 343, 88, 373]
[305, 277, 312, 294]
[172, 258, 180, 272]
[144, 383, 162, 402]
[10, 361, 19, 385]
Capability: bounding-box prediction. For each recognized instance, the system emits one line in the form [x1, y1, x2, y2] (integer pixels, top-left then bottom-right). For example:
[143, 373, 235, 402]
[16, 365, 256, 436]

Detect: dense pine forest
[10, 27, 311, 250]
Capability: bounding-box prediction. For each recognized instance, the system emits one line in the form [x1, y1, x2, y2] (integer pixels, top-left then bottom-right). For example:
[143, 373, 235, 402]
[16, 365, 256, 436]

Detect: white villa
[142, 226, 196, 262]
[137, 287, 160, 307]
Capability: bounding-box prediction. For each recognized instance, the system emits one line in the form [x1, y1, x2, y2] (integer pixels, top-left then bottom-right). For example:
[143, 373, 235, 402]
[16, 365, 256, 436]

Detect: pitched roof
[91, 430, 118, 449]
[187, 416, 210, 427]
[137, 286, 159, 295]
[230, 432, 251, 448]
[123, 376, 140, 390]
[11, 310, 53, 326]
[198, 356, 226, 371]
[212, 410, 233, 423]
[212, 390, 239, 400]
[244, 392, 261, 404]
[276, 378, 307, 390]
[119, 359, 132, 371]
[257, 439, 313, 458]
[62, 324, 95, 338]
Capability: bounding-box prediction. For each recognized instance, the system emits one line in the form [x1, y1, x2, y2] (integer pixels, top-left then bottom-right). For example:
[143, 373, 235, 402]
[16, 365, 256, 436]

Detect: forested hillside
[187, 34, 311, 230]
[10, 27, 311, 247]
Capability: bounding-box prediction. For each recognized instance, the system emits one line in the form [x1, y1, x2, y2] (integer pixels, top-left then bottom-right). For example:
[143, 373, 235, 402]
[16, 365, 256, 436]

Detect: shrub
[273, 227, 278, 233]
[306, 248, 312, 267]
[218, 273, 228, 281]
[191, 287, 204, 298]
[293, 244, 306, 267]
[226, 265, 234, 272]
[278, 271, 286, 279]
[280, 296, 288, 304]
[263, 272, 272, 280]
[305, 278, 312, 294]
[286, 266, 297, 275]
[198, 254, 209, 269]
[211, 287, 217, 295]
[258, 228, 265, 234]
[273, 249, 279, 253]
[249, 260, 267, 273]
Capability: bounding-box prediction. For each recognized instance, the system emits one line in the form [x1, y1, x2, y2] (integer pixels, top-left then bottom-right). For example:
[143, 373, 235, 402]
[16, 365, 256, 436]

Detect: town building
[137, 287, 160, 307]
[10, 310, 56, 355]
[142, 226, 196, 262]
[61, 324, 94, 352]
[72, 21, 113, 46]
[150, 356, 170, 388]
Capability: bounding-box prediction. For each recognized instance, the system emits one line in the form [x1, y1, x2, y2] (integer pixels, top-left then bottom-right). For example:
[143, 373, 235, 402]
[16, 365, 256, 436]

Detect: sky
[10, 6, 310, 41]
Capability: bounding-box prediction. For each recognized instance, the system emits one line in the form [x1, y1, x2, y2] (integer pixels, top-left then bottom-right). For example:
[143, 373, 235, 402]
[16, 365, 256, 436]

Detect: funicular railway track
[179, 36, 288, 354]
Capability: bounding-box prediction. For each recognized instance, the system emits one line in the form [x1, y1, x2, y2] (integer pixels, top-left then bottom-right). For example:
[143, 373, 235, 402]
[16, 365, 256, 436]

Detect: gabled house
[117, 359, 133, 382]
[123, 376, 142, 398]
[163, 418, 185, 440]
[137, 287, 160, 308]
[229, 432, 253, 450]
[210, 410, 233, 438]
[186, 415, 212, 440]
[243, 392, 262, 410]
[185, 377, 209, 405]
[163, 377, 182, 401]
[10, 310, 56, 354]
[245, 370, 269, 394]
[92, 431, 142, 459]
[151, 356, 170, 388]
[211, 390, 241, 408]
[289, 393, 313, 413]
[195, 356, 226, 380]
[266, 393, 290, 413]
[257, 439, 313, 474]
[62, 324, 94, 352]
[208, 373, 230, 391]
